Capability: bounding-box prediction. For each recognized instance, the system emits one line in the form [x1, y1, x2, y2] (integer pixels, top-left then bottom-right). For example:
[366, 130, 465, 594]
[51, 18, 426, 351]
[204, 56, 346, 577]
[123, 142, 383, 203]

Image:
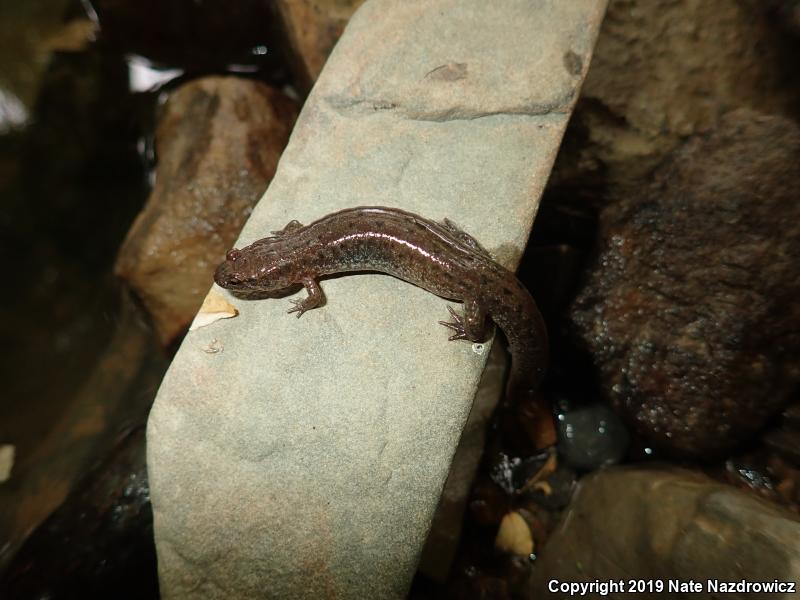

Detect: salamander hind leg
[288, 276, 325, 318]
[438, 298, 489, 342]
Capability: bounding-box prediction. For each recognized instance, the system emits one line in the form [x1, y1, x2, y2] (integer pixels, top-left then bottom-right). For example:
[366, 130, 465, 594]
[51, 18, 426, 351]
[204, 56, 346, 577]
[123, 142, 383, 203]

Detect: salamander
[214, 206, 548, 397]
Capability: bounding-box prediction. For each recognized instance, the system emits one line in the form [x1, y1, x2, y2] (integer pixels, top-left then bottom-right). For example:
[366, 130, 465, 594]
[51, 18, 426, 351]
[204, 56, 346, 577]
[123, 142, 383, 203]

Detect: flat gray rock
[147, 1, 607, 598]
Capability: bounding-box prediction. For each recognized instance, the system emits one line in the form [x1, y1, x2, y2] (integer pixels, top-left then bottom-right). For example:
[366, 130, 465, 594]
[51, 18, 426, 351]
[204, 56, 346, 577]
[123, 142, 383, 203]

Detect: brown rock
[0, 426, 156, 599]
[761, 0, 800, 36]
[530, 467, 800, 599]
[765, 402, 800, 465]
[0, 301, 165, 575]
[571, 110, 800, 457]
[549, 0, 800, 193]
[275, 0, 366, 90]
[115, 77, 297, 346]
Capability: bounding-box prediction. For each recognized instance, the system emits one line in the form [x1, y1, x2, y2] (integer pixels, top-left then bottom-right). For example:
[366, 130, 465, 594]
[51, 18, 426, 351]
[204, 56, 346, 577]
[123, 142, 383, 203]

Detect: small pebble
[555, 398, 629, 470]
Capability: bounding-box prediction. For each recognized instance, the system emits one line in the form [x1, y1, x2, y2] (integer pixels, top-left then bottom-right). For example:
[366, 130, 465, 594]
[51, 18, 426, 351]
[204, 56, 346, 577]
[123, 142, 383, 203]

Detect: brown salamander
[214, 206, 548, 397]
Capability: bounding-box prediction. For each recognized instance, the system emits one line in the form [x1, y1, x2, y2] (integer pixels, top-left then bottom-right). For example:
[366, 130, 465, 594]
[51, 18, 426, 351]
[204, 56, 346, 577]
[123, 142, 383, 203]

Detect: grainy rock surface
[530, 467, 800, 600]
[418, 344, 505, 583]
[147, 1, 607, 598]
[571, 110, 800, 457]
[115, 77, 297, 346]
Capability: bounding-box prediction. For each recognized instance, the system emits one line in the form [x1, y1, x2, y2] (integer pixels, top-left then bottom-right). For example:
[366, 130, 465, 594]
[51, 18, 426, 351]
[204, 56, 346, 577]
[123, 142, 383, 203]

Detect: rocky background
[0, 0, 799, 598]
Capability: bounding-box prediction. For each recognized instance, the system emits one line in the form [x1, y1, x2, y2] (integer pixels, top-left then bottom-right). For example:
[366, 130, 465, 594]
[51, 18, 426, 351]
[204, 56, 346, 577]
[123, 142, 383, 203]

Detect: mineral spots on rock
[563, 50, 583, 75]
[425, 62, 468, 82]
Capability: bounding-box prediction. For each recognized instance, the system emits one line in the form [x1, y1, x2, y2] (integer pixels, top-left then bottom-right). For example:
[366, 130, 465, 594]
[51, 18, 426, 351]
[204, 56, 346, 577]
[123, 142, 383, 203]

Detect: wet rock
[0, 301, 166, 574]
[516, 505, 552, 552]
[0, 426, 156, 600]
[555, 397, 629, 470]
[275, 0, 366, 91]
[725, 455, 776, 494]
[501, 393, 557, 456]
[764, 402, 800, 465]
[468, 479, 510, 527]
[571, 110, 800, 457]
[0, 36, 157, 573]
[530, 467, 800, 599]
[490, 451, 553, 496]
[521, 465, 577, 511]
[115, 77, 297, 346]
[454, 573, 511, 600]
[548, 0, 800, 194]
[767, 455, 800, 508]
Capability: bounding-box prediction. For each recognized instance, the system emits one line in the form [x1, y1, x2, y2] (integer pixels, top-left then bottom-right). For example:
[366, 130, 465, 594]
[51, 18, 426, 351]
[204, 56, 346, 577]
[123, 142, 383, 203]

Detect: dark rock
[86, 0, 283, 71]
[274, 0, 366, 91]
[555, 397, 629, 470]
[115, 76, 297, 346]
[523, 465, 577, 512]
[548, 0, 800, 195]
[498, 393, 557, 458]
[468, 479, 510, 527]
[571, 110, 800, 457]
[0, 302, 166, 575]
[489, 451, 552, 496]
[723, 454, 780, 503]
[764, 402, 800, 465]
[530, 467, 800, 599]
[454, 573, 510, 600]
[766, 454, 800, 508]
[517, 505, 553, 552]
[0, 426, 157, 600]
[719, 443, 800, 511]
[762, 0, 800, 36]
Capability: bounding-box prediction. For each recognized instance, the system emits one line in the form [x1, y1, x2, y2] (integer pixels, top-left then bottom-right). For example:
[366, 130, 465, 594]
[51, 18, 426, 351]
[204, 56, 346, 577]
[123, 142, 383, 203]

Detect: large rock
[531, 467, 800, 599]
[275, 0, 366, 91]
[0, 304, 166, 574]
[570, 110, 800, 457]
[147, 1, 607, 598]
[549, 0, 800, 193]
[0, 426, 156, 599]
[115, 77, 297, 346]
[418, 344, 506, 582]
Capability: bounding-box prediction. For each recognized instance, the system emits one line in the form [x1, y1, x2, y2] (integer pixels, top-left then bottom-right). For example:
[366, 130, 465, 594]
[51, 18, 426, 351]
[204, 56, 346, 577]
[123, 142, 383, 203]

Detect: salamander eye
[226, 249, 241, 261]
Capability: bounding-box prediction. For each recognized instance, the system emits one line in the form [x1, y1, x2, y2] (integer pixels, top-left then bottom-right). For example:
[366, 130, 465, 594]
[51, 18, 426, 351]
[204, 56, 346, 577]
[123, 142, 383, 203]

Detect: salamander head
[214, 242, 294, 293]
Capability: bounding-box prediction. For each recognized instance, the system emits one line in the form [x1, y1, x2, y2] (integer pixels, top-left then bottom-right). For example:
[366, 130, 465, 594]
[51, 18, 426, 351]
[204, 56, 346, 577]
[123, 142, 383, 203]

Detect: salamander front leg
[439, 298, 489, 342]
[288, 276, 325, 318]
